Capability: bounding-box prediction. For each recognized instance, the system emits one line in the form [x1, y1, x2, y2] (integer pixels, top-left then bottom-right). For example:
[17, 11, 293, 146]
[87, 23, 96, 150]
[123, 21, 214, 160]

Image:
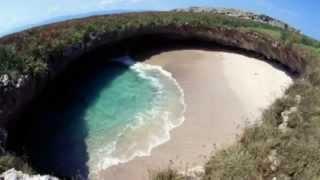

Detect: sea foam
[88, 56, 186, 176]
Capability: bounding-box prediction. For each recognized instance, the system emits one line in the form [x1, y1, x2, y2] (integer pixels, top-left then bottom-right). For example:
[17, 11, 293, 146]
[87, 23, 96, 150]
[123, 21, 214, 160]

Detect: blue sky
[0, 0, 319, 39]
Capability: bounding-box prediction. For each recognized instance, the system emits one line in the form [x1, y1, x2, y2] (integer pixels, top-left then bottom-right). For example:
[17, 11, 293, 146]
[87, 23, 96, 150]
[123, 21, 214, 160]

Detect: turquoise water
[87, 57, 185, 174]
[22, 57, 185, 178]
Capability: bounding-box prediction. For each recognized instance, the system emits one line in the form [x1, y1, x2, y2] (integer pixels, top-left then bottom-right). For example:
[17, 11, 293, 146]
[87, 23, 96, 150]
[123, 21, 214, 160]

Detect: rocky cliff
[0, 26, 306, 122]
[0, 11, 309, 177]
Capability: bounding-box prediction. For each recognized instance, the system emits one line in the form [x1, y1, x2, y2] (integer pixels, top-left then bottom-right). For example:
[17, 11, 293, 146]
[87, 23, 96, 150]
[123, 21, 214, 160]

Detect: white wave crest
[89, 56, 186, 176]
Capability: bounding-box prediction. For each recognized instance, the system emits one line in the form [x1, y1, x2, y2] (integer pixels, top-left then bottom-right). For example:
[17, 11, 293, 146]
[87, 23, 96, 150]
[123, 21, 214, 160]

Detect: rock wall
[0, 25, 306, 147]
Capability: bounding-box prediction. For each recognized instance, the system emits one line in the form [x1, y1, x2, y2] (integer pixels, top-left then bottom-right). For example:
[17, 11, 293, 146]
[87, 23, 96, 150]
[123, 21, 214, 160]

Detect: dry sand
[97, 50, 292, 180]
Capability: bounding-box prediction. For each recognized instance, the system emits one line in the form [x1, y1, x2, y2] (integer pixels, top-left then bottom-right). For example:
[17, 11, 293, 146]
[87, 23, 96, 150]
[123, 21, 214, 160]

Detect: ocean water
[87, 57, 185, 174]
[22, 56, 185, 178]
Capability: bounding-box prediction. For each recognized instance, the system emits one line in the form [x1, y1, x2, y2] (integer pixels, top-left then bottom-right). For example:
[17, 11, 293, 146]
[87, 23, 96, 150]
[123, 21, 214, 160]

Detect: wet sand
[97, 50, 292, 180]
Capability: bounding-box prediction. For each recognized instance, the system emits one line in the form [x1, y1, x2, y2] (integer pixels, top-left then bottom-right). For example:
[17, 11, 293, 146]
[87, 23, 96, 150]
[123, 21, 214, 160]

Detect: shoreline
[96, 50, 293, 180]
[91, 57, 187, 172]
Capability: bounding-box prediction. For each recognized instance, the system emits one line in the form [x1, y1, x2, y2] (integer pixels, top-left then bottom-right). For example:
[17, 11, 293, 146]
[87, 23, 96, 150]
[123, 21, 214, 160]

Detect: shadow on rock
[7, 57, 129, 179]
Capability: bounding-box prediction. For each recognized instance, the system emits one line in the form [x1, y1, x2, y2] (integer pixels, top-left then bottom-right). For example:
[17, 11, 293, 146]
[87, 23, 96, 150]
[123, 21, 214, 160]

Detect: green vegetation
[202, 76, 320, 179]
[150, 169, 185, 180]
[155, 47, 320, 180]
[0, 45, 47, 76]
[0, 11, 302, 77]
[1, 10, 320, 179]
[0, 153, 33, 174]
[0, 45, 25, 75]
[155, 28, 320, 180]
[155, 37, 320, 179]
[241, 27, 283, 39]
[2, 10, 317, 75]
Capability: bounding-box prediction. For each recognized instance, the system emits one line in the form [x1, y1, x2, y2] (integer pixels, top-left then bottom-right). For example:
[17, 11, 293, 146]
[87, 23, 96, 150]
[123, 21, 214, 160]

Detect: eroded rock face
[0, 75, 10, 87]
[0, 74, 38, 126]
[0, 25, 305, 131]
[0, 169, 59, 180]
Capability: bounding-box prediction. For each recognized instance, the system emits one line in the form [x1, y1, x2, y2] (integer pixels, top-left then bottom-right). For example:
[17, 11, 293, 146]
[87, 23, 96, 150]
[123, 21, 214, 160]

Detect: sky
[0, 0, 319, 40]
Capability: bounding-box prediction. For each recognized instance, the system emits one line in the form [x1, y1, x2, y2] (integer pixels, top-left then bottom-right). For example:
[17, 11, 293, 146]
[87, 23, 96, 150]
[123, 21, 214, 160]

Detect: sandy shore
[97, 50, 292, 180]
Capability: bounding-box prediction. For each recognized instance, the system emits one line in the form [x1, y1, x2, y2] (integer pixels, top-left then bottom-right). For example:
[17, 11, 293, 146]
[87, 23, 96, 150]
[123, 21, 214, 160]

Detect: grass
[200, 40, 320, 179]
[150, 169, 185, 180]
[241, 27, 283, 40]
[152, 30, 320, 179]
[156, 43, 320, 179]
[202, 79, 320, 179]
[115, 12, 320, 180]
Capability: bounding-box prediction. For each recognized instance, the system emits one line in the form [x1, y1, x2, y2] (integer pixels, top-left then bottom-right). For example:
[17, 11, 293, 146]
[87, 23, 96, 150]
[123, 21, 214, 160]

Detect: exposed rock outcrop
[0, 169, 58, 180]
[279, 95, 301, 132]
[0, 75, 10, 87]
[179, 166, 204, 180]
[0, 73, 40, 126]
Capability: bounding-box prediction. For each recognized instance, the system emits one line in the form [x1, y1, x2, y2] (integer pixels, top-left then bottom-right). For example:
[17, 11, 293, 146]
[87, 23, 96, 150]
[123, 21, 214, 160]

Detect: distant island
[0, 7, 320, 180]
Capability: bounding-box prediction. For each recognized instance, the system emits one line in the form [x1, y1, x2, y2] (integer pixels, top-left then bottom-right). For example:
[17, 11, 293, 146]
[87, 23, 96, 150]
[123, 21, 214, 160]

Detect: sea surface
[21, 56, 185, 178]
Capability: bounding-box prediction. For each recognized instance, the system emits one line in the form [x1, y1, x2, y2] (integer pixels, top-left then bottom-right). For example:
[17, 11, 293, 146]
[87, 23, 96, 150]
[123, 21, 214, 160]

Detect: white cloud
[99, 0, 149, 7]
[47, 5, 61, 15]
[100, 0, 117, 6]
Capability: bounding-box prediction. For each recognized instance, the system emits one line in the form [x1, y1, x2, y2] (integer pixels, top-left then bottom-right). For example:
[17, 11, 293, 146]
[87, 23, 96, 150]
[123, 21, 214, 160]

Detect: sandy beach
[97, 50, 292, 180]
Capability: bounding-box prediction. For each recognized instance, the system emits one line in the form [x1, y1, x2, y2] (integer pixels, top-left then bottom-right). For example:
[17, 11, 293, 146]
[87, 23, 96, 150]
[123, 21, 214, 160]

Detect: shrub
[149, 168, 184, 180]
[0, 45, 25, 74]
[0, 154, 33, 174]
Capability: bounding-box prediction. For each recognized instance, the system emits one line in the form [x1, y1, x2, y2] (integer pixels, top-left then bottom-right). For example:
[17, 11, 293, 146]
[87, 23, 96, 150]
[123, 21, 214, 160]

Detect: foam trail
[88, 56, 186, 177]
